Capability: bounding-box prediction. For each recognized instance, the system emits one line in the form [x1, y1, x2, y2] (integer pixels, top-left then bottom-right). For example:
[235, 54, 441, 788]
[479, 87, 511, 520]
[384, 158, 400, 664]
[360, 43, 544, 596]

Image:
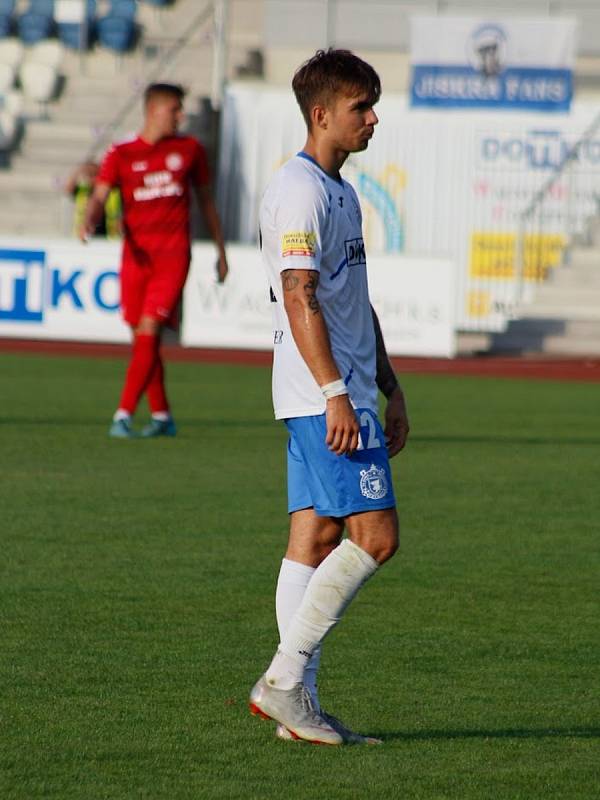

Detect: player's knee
[314, 524, 343, 561]
[358, 510, 399, 565]
[377, 532, 399, 564]
[136, 316, 161, 336]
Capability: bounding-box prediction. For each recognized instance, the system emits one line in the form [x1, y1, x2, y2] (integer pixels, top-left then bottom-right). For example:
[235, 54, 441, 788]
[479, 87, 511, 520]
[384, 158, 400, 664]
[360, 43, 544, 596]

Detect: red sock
[146, 356, 170, 415]
[119, 333, 160, 414]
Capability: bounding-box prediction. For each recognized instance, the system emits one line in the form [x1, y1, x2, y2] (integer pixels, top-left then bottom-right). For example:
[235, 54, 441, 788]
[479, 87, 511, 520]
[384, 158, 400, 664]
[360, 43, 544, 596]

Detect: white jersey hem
[275, 405, 326, 421]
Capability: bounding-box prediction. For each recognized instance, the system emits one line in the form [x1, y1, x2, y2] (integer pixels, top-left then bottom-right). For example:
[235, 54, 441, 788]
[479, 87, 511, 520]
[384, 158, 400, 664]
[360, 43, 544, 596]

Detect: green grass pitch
[1, 352, 599, 799]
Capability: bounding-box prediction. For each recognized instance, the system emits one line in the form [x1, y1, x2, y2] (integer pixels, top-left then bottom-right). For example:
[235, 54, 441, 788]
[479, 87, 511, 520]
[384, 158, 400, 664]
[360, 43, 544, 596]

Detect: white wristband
[321, 379, 349, 399]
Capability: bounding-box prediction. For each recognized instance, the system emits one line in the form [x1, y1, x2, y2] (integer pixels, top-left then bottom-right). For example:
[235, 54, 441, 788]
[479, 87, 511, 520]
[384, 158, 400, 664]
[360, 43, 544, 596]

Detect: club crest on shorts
[359, 464, 388, 500]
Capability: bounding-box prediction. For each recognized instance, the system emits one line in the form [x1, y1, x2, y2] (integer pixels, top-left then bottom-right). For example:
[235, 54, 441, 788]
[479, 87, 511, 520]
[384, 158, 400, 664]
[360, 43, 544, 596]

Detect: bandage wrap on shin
[279, 539, 379, 662]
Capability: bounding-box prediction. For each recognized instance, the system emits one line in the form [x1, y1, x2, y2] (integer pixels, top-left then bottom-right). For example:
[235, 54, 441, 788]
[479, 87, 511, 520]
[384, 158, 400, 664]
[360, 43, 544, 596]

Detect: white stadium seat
[26, 40, 65, 69]
[0, 109, 17, 150]
[0, 62, 15, 93]
[0, 39, 25, 70]
[3, 89, 24, 115]
[20, 61, 58, 104]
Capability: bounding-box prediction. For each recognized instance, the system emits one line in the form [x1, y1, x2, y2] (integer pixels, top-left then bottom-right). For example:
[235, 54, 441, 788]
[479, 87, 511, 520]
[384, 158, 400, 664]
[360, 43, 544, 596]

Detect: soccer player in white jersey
[249, 49, 410, 745]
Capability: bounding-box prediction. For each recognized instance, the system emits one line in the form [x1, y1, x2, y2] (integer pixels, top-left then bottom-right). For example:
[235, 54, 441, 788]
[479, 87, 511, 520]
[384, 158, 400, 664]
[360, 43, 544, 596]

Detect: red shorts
[120, 250, 190, 329]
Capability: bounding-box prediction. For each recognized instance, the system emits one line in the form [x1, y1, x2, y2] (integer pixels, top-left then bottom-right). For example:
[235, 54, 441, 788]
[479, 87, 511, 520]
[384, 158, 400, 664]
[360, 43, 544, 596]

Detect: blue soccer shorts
[285, 407, 397, 518]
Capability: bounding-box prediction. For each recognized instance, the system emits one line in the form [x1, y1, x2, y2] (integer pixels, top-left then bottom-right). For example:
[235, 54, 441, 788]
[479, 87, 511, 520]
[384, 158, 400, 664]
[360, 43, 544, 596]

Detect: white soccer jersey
[260, 152, 378, 420]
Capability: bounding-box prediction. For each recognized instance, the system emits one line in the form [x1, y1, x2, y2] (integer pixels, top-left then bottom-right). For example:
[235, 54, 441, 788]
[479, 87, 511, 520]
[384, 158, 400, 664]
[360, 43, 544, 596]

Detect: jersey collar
[296, 151, 343, 185]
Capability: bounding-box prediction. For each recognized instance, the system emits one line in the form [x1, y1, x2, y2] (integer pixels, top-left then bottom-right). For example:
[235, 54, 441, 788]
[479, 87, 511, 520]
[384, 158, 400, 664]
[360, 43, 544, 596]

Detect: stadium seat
[109, 0, 136, 19]
[141, 0, 172, 6]
[57, 20, 92, 49]
[0, 0, 15, 12]
[55, 0, 95, 50]
[0, 107, 17, 149]
[0, 37, 23, 68]
[96, 13, 134, 51]
[26, 39, 63, 67]
[0, 60, 14, 91]
[28, 0, 55, 14]
[2, 87, 23, 114]
[0, 14, 12, 37]
[20, 60, 58, 104]
[17, 11, 54, 44]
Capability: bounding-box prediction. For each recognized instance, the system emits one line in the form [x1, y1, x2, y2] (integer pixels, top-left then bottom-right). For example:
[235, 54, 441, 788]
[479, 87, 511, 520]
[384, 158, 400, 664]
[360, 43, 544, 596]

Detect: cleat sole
[249, 702, 272, 721]
[251, 707, 340, 746]
[283, 728, 339, 746]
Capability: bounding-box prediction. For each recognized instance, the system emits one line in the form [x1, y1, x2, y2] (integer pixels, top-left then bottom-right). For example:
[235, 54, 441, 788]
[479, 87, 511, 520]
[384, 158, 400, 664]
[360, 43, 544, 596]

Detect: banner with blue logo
[0, 238, 129, 342]
[410, 16, 578, 112]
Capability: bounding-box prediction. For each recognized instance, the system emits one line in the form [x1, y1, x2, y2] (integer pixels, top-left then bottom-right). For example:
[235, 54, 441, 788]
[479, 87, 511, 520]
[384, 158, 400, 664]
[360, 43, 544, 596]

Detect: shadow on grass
[378, 726, 600, 742]
[411, 434, 600, 447]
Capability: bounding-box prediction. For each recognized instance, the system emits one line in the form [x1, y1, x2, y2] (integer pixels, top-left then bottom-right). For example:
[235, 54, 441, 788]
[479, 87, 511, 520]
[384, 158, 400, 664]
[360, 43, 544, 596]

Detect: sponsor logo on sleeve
[281, 231, 317, 258]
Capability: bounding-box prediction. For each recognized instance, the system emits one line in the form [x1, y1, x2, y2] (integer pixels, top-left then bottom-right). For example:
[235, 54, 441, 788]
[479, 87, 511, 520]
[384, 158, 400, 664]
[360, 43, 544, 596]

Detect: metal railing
[84, 1, 217, 163]
[515, 109, 600, 308]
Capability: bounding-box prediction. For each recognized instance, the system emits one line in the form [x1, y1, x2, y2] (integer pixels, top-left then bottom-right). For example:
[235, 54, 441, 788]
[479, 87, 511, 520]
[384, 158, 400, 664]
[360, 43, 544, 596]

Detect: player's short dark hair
[143, 82, 186, 106]
[292, 49, 381, 128]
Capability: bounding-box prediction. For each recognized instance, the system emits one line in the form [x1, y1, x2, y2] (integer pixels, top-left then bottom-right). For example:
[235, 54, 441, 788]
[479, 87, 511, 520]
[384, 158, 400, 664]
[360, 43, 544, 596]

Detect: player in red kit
[81, 83, 228, 438]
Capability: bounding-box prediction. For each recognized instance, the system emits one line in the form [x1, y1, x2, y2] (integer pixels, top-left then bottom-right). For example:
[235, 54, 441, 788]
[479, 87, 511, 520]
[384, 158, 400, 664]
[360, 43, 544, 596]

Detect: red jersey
[98, 134, 210, 262]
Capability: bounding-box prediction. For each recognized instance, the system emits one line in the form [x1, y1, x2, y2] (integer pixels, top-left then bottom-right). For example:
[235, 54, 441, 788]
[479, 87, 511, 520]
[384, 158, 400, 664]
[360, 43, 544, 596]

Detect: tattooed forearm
[282, 271, 300, 291]
[281, 270, 321, 314]
[304, 273, 320, 315]
[371, 305, 399, 398]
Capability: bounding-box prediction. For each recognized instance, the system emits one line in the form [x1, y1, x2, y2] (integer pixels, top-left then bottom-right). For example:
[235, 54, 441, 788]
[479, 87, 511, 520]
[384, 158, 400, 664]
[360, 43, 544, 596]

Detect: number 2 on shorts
[357, 410, 381, 450]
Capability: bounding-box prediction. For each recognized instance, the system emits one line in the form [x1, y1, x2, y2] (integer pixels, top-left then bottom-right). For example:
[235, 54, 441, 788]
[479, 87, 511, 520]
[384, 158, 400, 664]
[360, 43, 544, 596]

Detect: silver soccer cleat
[276, 711, 383, 745]
[249, 675, 343, 746]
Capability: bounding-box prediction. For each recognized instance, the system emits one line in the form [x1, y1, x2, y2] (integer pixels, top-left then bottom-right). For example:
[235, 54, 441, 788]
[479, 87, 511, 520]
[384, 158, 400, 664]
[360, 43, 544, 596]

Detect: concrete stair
[490, 242, 600, 356]
[0, 0, 264, 237]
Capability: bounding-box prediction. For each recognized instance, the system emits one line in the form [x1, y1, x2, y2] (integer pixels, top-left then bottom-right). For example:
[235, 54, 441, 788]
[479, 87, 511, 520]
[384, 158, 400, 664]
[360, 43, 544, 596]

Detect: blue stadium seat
[142, 0, 172, 5]
[109, 0, 136, 19]
[28, 0, 54, 14]
[57, 0, 96, 50]
[57, 20, 93, 49]
[96, 13, 134, 51]
[0, 15, 11, 37]
[0, 0, 14, 37]
[17, 11, 53, 44]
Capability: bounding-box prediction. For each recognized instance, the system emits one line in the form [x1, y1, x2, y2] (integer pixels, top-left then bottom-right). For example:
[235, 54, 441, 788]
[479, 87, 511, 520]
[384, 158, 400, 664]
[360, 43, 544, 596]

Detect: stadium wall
[0, 240, 456, 358]
[216, 84, 600, 334]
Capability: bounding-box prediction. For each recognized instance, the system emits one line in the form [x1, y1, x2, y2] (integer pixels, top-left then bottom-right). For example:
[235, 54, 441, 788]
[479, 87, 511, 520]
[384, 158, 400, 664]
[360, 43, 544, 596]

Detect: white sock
[113, 408, 131, 422]
[265, 540, 378, 690]
[275, 558, 322, 709]
[151, 411, 170, 422]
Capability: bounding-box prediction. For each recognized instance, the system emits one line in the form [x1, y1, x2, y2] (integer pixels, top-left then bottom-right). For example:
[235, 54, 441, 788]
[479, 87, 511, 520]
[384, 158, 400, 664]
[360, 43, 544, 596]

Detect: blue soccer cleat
[140, 417, 177, 438]
[109, 418, 136, 439]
